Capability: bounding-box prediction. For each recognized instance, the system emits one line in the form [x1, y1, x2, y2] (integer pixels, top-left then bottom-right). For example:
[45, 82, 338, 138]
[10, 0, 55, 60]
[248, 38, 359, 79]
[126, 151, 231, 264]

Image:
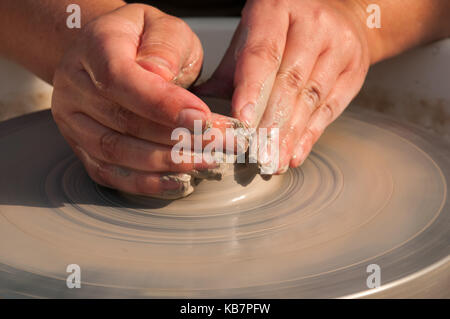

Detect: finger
[72, 145, 189, 197]
[230, 1, 290, 127]
[254, 21, 327, 173]
[291, 68, 366, 167]
[56, 112, 216, 173]
[137, 13, 204, 88]
[61, 69, 242, 151]
[267, 48, 352, 173]
[256, 19, 328, 129]
[78, 6, 210, 131]
[55, 68, 176, 146]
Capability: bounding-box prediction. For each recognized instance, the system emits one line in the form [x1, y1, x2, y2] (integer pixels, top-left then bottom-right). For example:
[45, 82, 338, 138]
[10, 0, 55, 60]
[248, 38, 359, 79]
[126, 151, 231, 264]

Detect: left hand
[195, 0, 374, 173]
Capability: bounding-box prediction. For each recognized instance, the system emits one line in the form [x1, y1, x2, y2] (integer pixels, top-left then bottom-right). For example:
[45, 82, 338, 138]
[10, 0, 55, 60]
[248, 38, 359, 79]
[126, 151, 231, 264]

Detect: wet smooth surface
[0, 109, 449, 298]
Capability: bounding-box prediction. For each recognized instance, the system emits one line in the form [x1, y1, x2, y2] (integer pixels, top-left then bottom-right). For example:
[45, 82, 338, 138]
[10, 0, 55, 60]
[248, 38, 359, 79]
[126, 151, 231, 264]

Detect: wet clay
[164, 97, 276, 199]
[0, 108, 449, 298]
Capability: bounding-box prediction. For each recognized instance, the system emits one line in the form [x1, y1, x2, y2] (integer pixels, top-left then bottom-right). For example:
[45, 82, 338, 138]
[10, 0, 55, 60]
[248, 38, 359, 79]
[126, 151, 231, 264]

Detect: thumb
[136, 8, 203, 88]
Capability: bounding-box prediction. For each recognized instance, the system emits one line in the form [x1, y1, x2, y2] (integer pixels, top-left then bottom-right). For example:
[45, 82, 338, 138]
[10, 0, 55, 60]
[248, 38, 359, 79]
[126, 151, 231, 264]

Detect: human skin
[196, 0, 450, 173]
[0, 0, 449, 195]
[0, 1, 236, 197]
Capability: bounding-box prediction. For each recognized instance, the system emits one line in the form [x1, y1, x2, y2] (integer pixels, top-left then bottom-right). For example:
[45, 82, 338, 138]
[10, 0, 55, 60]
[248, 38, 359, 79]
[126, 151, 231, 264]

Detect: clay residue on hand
[158, 173, 194, 199]
[157, 97, 284, 199]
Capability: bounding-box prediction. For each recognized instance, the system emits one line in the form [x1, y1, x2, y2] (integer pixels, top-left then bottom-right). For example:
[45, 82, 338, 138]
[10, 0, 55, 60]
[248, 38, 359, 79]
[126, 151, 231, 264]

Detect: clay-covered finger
[273, 49, 352, 172]
[230, 0, 290, 127]
[55, 112, 216, 173]
[291, 68, 367, 167]
[255, 23, 324, 173]
[56, 72, 248, 153]
[72, 145, 191, 198]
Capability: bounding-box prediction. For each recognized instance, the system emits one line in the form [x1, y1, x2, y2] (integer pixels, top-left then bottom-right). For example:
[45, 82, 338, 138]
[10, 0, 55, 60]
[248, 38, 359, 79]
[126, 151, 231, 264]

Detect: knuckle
[342, 27, 357, 44]
[277, 68, 306, 91]
[94, 57, 122, 93]
[272, 0, 288, 9]
[337, 28, 359, 52]
[114, 105, 140, 136]
[301, 82, 322, 111]
[304, 127, 316, 144]
[321, 101, 336, 121]
[243, 40, 281, 66]
[82, 26, 127, 93]
[99, 131, 121, 162]
[312, 5, 332, 25]
[170, 16, 190, 31]
[260, 0, 287, 11]
[73, 144, 114, 188]
[243, 0, 286, 17]
[134, 174, 151, 195]
[126, 3, 148, 12]
[93, 161, 110, 186]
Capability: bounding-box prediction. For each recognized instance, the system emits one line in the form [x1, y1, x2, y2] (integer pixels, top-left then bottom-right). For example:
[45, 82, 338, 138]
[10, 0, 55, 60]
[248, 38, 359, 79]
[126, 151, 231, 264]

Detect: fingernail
[138, 56, 175, 81]
[293, 146, 304, 167]
[239, 103, 256, 126]
[177, 108, 207, 131]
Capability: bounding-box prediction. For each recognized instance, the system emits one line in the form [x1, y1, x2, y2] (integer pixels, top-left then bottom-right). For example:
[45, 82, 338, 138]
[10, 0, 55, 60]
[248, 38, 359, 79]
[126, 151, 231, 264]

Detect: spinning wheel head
[0, 104, 449, 298]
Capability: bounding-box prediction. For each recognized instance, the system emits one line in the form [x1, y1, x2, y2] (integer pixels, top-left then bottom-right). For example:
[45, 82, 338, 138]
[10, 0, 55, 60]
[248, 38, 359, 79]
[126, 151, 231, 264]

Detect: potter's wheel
[0, 108, 449, 298]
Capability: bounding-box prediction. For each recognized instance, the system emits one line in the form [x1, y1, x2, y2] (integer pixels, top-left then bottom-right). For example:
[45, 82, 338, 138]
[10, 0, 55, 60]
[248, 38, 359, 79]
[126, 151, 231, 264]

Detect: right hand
[52, 4, 216, 197]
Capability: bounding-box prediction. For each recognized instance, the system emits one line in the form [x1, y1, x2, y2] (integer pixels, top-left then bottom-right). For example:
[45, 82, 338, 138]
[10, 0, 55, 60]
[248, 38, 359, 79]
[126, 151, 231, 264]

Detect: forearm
[0, 0, 125, 83]
[347, 0, 450, 64]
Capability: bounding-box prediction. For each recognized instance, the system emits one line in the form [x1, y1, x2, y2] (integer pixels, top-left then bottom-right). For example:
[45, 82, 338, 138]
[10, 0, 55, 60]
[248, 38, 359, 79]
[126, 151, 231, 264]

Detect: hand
[52, 4, 217, 197]
[196, 0, 373, 173]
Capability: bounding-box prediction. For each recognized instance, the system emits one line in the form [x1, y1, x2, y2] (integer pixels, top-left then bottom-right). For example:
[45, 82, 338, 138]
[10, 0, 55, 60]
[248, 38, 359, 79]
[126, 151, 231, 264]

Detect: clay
[158, 159, 235, 199]
[0, 108, 449, 298]
[160, 173, 194, 199]
[165, 97, 279, 199]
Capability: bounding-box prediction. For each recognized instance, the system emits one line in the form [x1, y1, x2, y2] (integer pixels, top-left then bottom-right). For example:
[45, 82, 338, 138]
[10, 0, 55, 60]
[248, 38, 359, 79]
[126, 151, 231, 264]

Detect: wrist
[335, 0, 386, 65]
